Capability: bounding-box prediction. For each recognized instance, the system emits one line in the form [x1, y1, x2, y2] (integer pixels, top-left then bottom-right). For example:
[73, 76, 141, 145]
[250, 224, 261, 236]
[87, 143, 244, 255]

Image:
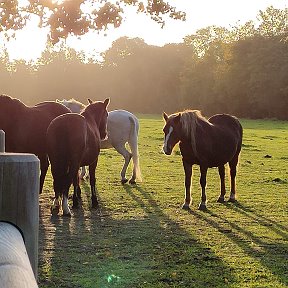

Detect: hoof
[217, 197, 225, 203]
[51, 206, 60, 216]
[198, 203, 207, 211]
[129, 179, 136, 185]
[92, 202, 99, 209]
[72, 196, 79, 208]
[72, 202, 79, 209]
[121, 178, 128, 184]
[91, 198, 99, 208]
[182, 204, 191, 210]
[228, 198, 237, 203]
[77, 188, 82, 199]
[63, 211, 72, 217]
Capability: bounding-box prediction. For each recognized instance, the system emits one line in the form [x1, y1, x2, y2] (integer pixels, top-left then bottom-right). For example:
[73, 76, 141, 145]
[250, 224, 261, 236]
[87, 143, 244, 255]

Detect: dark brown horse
[47, 98, 110, 216]
[163, 110, 243, 210]
[0, 94, 71, 192]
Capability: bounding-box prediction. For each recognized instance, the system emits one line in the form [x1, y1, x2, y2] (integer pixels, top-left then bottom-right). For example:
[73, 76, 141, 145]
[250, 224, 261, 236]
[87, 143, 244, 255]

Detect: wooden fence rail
[0, 222, 38, 287]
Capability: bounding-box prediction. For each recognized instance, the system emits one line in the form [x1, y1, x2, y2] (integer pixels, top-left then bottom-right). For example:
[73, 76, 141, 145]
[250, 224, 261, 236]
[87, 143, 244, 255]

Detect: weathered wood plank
[0, 153, 39, 277]
[0, 130, 4, 152]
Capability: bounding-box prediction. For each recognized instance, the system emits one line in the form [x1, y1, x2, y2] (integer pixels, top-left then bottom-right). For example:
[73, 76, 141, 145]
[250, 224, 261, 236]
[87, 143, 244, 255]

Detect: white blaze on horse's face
[163, 126, 174, 155]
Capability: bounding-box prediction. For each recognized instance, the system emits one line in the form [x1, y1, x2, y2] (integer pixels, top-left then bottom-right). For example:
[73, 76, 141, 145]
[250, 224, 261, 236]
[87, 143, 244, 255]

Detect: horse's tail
[47, 124, 72, 194]
[128, 115, 142, 182]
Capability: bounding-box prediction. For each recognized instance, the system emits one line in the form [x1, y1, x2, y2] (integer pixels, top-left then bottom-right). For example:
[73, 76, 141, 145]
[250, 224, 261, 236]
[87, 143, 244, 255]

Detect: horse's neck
[180, 117, 214, 156]
[82, 112, 100, 130]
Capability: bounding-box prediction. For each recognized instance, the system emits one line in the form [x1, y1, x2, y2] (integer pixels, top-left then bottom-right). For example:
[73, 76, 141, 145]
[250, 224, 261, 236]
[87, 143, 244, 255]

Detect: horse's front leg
[217, 165, 226, 203]
[89, 160, 98, 208]
[199, 165, 208, 211]
[182, 159, 192, 210]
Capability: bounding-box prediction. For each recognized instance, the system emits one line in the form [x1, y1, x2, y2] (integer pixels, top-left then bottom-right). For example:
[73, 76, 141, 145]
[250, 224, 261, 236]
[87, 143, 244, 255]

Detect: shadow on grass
[38, 182, 237, 288]
[188, 202, 288, 286]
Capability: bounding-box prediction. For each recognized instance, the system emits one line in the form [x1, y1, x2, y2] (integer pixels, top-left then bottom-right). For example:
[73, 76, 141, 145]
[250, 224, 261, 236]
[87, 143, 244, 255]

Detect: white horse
[56, 99, 142, 184]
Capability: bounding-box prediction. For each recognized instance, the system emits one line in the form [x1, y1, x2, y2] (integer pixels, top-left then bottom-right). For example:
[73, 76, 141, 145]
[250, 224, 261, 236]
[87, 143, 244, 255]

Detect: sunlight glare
[52, 0, 65, 4]
[4, 15, 48, 62]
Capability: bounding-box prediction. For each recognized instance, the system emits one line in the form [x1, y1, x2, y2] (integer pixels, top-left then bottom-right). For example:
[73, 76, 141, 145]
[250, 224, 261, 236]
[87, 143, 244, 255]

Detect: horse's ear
[103, 98, 110, 107]
[88, 98, 93, 104]
[174, 113, 181, 124]
[163, 112, 169, 122]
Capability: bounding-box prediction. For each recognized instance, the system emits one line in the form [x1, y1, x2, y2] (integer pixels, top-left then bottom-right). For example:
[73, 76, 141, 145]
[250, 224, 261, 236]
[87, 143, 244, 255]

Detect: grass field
[39, 116, 288, 288]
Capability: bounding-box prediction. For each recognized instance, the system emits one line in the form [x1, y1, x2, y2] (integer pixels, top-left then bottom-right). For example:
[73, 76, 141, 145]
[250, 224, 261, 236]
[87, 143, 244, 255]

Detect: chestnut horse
[0, 94, 71, 192]
[47, 98, 109, 216]
[163, 110, 243, 210]
[57, 98, 142, 184]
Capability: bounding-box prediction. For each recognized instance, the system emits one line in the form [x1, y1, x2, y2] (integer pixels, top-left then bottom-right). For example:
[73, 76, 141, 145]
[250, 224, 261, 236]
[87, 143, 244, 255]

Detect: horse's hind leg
[114, 144, 132, 184]
[199, 165, 208, 211]
[79, 166, 87, 180]
[51, 178, 62, 216]
[228, 155, 239, 202]
[72, 174, 81, 209]
[89, 160, 99, 208]
[217, 165, 226, 203]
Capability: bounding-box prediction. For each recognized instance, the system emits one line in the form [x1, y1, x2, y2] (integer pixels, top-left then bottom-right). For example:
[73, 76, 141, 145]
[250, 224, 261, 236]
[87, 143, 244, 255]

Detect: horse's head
[87, 98, 110, 140]
[162, 112, 182, 155]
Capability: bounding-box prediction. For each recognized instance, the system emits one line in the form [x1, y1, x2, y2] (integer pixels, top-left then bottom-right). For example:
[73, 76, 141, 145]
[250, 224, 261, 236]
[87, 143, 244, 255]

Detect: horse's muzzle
[163, 146, 172, 155]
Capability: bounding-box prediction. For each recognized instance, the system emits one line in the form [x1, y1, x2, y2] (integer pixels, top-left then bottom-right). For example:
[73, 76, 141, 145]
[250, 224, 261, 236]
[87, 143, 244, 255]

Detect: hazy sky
[2, 0, 287, 61]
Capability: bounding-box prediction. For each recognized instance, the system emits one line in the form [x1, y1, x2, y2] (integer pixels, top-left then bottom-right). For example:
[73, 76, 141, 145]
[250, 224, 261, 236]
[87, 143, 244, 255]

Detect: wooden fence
[0, 130, 39, 287]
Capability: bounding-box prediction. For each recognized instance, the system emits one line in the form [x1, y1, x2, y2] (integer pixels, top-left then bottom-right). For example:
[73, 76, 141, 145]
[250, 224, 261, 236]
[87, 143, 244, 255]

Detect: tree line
[0, 6, 287, 119]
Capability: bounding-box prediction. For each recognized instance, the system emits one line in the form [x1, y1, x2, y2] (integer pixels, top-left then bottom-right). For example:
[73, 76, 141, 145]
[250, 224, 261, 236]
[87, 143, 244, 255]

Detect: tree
[257, 6, 288, 37]
[0, 0, 185, 43]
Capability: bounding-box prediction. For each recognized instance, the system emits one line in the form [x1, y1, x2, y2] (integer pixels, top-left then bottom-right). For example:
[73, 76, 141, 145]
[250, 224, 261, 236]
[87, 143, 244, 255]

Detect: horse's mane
[67, 98, 85, 108]
[179, 110, 208, 157]
[57, 98, 85, 113]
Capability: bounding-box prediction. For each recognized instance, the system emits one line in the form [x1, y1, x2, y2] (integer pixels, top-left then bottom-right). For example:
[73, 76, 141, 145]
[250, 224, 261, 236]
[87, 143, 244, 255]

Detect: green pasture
[39, 116, 288, 288]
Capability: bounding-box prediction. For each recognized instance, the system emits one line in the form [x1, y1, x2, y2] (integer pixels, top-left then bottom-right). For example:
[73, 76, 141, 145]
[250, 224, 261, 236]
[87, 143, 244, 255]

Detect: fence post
[0, 152, 40, 278]
[0, 130, 4, 152]
[0, 221, 38, 287]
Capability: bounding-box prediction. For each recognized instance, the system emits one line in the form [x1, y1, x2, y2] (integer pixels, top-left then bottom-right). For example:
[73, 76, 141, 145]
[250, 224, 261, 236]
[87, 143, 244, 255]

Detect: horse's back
[0, 97, 70, 154]
[34, 101, 71, 118]
[209, 114, 242, 141]
[48, 113, 87, 163]
[195, 114, 243, 167]
[108, 110, 138, 124]
[107, 110, 139, 143]
[48, 113, 87, 146]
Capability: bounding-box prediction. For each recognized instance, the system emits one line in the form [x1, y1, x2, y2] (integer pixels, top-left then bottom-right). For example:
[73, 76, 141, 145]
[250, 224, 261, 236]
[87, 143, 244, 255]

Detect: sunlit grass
[38, 116, 288, 288]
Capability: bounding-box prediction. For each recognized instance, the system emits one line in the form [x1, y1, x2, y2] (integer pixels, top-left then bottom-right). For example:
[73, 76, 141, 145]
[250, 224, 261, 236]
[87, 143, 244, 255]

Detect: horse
[162, 110, 243, 211]
[0, 94, 71, 193]
[56, 98, 141, 184]
[47, 98, 110, 216]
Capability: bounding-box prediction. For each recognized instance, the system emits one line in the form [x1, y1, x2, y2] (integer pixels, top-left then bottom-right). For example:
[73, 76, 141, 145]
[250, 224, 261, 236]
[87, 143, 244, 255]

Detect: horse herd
[0, 94, 243, 216]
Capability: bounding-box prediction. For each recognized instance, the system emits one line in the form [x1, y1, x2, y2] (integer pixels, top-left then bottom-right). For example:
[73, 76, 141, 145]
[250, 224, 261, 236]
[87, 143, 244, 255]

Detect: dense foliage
[0, 0, 185, 43]
[0, 6, 287, 119]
